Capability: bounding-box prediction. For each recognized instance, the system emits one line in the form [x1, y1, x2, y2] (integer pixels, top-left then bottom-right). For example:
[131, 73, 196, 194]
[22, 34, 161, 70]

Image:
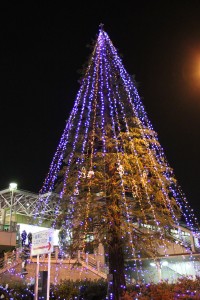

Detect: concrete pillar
[85, 253, 88, 266]
[97, 260, 100, 272]
[4, 252, 8, 262]
[190, 234, 195, 252]
[156, 261, 162, 282]
[55, 246, 59, 262]
[98, 243, 105, 265]
[77, 250, 81, 262]
[16, 248, 20, 261]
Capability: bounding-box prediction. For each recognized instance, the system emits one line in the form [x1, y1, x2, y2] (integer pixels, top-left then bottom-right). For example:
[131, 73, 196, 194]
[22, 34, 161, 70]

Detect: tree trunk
[108, 235, 126, 300]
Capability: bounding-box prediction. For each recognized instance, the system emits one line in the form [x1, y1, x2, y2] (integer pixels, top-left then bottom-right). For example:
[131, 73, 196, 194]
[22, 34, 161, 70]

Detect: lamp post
[9, 182, 17, 231]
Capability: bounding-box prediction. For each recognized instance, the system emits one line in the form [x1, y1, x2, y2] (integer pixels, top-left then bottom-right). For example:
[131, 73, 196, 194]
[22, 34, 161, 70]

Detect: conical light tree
[39, 27, 198, 299]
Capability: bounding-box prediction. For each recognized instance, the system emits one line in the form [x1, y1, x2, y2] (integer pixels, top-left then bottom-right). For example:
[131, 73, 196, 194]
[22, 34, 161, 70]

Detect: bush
[0, 282, 34, 300]
[121, 276, 200, 300]
[50, 279, 107, 300]
[50, 279, 79, 299]
[1, 276, 200, 299]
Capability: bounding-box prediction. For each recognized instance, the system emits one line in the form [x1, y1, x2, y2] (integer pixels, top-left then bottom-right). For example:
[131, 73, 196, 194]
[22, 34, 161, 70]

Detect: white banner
[31, 229, 54, 256]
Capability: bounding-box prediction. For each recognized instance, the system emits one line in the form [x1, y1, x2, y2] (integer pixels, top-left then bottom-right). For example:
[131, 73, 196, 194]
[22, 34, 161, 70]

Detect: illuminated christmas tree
[39, 26, 198, 299]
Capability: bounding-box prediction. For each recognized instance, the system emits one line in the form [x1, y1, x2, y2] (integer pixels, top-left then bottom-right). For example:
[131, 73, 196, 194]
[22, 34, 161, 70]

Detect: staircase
[79, 252, 108, 279]
[0, 250, 108, 285]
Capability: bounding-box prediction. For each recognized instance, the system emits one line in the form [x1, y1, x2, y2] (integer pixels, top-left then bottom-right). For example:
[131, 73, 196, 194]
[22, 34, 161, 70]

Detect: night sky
[1, 2, 200, 220]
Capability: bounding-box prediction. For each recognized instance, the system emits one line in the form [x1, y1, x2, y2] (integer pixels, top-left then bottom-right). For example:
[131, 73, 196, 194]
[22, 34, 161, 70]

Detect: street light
[9, 182, 17, 231]
[9, 183, 17, 190]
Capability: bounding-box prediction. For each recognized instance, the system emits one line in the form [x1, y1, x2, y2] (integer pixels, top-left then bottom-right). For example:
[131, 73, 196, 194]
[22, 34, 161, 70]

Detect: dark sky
[1, 1, 200, 219]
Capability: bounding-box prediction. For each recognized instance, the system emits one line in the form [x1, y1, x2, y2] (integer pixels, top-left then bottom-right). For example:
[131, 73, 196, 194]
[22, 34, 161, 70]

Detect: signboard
[31, 229, 54, 256]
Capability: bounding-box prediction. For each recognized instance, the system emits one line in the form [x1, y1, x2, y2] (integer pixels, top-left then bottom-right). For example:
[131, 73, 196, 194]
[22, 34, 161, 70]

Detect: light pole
[9, 182, 17, 231]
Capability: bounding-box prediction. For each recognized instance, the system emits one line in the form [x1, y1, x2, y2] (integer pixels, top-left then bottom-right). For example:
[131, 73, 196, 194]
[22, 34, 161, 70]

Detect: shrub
[1, 276, 200, 299]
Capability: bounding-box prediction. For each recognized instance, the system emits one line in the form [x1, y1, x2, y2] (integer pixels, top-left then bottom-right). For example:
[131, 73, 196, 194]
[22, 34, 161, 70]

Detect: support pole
[34, 255, 39, 300]
[9, 190, 14, 231]
[47, 253, 51, 300]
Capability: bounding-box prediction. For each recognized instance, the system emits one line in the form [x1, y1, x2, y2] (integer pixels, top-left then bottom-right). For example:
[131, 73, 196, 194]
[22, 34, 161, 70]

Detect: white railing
[0, 250, 20, 274]
[79, 251, 108, 279]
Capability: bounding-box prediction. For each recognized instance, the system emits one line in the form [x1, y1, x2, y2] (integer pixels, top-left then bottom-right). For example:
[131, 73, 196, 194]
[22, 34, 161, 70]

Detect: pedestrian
[21, 230, 27, 247]
[28, 232, 32, 247]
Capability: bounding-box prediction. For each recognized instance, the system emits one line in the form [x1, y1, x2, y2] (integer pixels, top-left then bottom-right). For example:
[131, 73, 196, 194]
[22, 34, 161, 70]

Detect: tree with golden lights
[40, 28, 197, 299]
